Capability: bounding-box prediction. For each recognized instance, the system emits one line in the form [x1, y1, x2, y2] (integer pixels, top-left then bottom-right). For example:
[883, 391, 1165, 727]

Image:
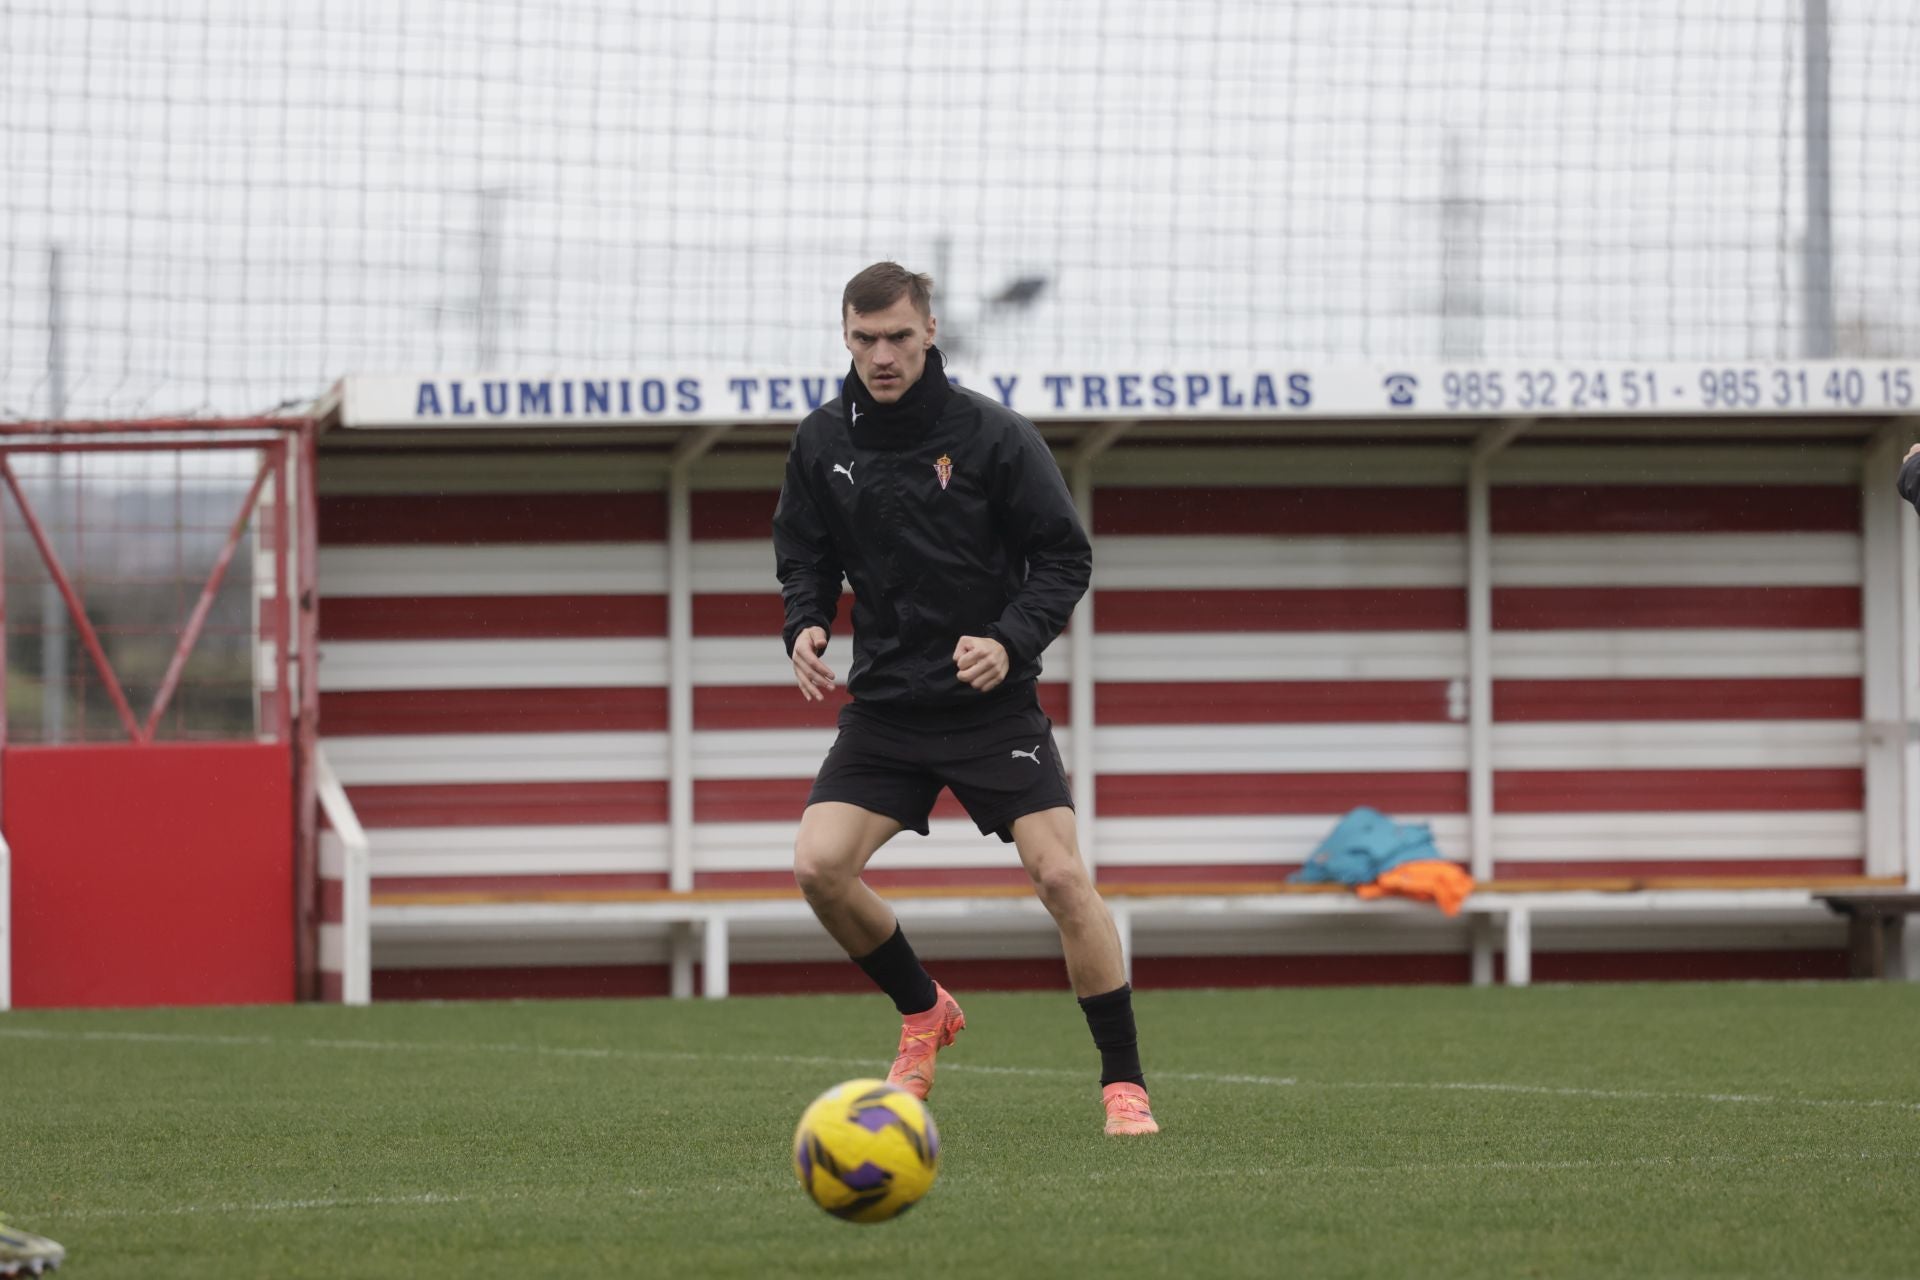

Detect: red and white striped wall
[313, 439, 1869, 981]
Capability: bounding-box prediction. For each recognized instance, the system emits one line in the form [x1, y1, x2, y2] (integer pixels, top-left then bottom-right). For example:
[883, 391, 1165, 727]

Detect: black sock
[853, 924, 939, 1016]
[1078, 983, 1146, 1088]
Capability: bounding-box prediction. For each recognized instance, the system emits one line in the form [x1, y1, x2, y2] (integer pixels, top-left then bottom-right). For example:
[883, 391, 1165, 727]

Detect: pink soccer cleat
[1102, 1082, 1160, 1136]
[885, 983, 966, 1100]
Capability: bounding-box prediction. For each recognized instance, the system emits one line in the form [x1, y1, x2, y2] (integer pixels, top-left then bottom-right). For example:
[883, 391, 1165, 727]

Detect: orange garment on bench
[1354, 860, 1475, 917]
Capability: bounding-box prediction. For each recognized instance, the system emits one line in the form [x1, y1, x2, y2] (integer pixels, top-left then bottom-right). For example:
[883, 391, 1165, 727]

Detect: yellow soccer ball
[792, 1078, 940, 1223]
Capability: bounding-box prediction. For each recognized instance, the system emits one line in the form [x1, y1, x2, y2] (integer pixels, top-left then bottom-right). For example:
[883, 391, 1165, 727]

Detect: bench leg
[1470, 915, 1495, 988]
[1847, 914, 1907, 982]
[670, 924, 696, 998]
[1847, 913, 1883, 980]
[1894, 918, 1920, 982]
[1504, 908, 1532, 988]
[702, 916, 730, 999]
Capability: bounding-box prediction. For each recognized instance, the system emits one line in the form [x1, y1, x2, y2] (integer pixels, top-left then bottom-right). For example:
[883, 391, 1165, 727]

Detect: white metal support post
[1068, 423, 1131, 879]
[702, 914, 730, 999]
[315, 748, 372, 1005]
[667, 424, 733, 997]
[1897, 424, 1920, 897]
[1503, 908, 1532, 988]
[0, 481, 7, 1012]
[1467, 421, 1532, 985]
[1862, 429, 1910, 882]
[0, 830, 11, 1011]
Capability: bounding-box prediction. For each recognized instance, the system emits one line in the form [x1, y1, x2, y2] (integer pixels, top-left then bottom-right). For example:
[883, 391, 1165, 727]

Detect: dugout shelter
[5, 357, 1920, 1006]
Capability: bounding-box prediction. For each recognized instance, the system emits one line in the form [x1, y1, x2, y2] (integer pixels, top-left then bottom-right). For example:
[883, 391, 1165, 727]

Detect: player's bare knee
[1027, 856, 1093, 917]
[792, 837, 856, 903]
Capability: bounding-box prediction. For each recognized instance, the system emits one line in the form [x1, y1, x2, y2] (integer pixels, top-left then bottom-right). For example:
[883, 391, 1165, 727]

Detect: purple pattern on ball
[796, 1139, 815, 1181]
[841, 1161, 890, 1191]
[853, 1106, 901, 1133]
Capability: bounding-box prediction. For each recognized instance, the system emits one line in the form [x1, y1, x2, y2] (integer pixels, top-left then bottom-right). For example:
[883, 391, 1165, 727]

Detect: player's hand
[792, 626, 835, 702]
[1905, 443, 1920, 464]
[953, 635, 1009, 692]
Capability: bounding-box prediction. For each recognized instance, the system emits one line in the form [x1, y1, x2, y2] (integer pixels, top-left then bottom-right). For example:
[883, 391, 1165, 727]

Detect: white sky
[2, 0, 1917, 419]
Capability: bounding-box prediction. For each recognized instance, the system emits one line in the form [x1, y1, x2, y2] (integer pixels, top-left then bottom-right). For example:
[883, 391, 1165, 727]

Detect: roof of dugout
[319, 361, 1920, 451]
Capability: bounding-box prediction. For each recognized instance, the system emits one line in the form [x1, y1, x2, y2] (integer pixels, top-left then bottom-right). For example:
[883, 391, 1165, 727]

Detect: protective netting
[2, 0, 1916, 419]
[1, 443, 270, 742]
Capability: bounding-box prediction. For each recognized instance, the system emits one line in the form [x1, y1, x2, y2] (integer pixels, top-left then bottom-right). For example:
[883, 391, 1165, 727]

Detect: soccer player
[772, 262, 1157, 1136]
[0, 1215, 64, 1276]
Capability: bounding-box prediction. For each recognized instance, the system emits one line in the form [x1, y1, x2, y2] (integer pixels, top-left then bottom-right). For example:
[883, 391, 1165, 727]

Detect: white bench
[356, 875, 1893, 1001]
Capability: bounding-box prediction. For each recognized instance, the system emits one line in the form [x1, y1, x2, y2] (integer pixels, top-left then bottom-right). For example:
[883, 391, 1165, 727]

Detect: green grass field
[5, 983, 1920, 1278]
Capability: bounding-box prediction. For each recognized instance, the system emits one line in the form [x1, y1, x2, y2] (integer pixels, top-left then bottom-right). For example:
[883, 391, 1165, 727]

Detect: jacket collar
[843, 346, 951, 446]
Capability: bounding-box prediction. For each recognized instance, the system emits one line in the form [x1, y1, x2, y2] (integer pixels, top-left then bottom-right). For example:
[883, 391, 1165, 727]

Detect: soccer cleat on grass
[886, 983, 966, 1100]
[1102, 1082, 1160, 1136]
[0, 1218, 64, 1277]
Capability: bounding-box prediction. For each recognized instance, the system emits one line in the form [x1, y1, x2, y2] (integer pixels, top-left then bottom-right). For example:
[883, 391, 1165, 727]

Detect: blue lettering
[1117, 374, 1142, 408]
[1083, 374, 1110, 409]
[676, 378, 701, 412]
[518, 381, 552, 415]
[449, 380, 477, 416]
[767, 377, 793, 412]
[991, 374, 1018, 406]
[562, 382, 575, 414]
[729, 377, 759, 412]
[641, 379, 666, 414]
[482, 381, 509, 415]
[1151, 374, 1177, 407]
[1043, 374, 1072, 409]
[1185, 374, 1211, 407]
[1252, 374, 1278, 408]
[583, 381, 611, 414]
[801, 377, 833, 409]
[1288, 372, 1312, 408]
[415, 382, 444, 416]
[619, 380, 632, 414]
[1220, 374, 1244, 408]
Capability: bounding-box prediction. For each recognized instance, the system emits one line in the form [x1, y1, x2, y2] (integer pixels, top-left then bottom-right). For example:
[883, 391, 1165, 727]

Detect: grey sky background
[2, 0, 1917, 421]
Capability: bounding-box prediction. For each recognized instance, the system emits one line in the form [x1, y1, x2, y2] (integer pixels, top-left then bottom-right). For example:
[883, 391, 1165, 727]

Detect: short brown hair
[842, 261, 933, 320]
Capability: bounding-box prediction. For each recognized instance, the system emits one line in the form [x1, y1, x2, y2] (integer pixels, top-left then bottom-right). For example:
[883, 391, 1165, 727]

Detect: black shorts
[806, 694, 1074, 843]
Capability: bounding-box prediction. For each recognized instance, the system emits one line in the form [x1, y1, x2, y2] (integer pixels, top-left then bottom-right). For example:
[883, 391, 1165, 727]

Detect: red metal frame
[141, 452, 278, 740]
[0, 416, 298, 436]
[294, 422, 322, 998]
[0, 456, 145, 740]
[1, 444, 284, 746]
[0, 415, 322, 995]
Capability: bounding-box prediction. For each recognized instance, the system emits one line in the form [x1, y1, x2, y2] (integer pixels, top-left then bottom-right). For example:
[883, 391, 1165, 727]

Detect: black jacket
[773, 349, 1092, 714]
[1900, 453, 1920, 512]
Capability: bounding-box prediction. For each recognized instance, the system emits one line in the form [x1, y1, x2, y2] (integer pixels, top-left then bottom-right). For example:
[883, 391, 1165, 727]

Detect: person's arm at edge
[773, 430, 843, 700]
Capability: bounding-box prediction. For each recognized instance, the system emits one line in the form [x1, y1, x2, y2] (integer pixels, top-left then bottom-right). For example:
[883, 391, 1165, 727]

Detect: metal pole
[477, 187, 503, 370]
[141, 457, 276, 739]
[667, 423, 731, 997]
[1467, 448, 1495, 881]
[1068, 423, 1131, 880]
[1898, 426, 1920, 891]
[1467, 421, 1534, 883]
[43, 247, 67, 742]
[294, 422, 323, 1000]
[1439, 133, 1485, 360]
[271, 442, 292, 742]
[1803, 0, 1835, 358]
[1, 459, 143, 741]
